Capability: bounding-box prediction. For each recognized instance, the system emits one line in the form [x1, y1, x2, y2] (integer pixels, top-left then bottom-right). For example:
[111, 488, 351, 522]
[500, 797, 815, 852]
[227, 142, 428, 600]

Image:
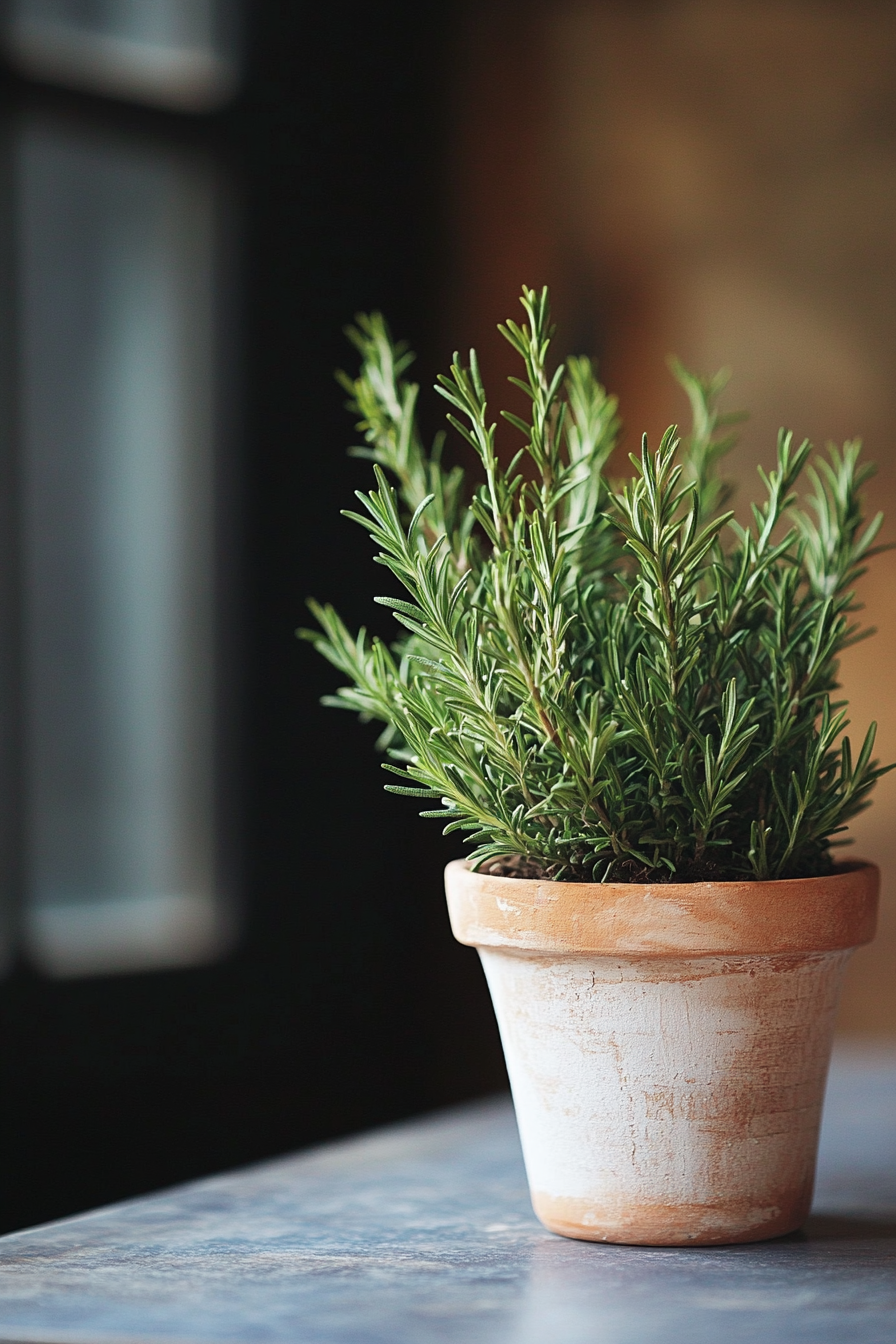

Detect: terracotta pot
[445, 858, 878, 1246]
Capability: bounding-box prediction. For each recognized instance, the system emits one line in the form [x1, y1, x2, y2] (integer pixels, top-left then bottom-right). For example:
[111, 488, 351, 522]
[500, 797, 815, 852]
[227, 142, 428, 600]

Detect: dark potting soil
[479, 855, 755, 884]
[479, 854, 839, 883]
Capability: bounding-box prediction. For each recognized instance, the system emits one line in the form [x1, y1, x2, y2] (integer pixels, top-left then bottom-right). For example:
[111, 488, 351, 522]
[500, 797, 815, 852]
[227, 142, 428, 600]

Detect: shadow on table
[795, 1215, 896, 1241]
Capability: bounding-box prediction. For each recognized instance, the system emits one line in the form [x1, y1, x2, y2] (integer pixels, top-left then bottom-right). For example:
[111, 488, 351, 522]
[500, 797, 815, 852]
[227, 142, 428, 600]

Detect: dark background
[0, 0, 506, 1236]
[5, 0, 895, 1238]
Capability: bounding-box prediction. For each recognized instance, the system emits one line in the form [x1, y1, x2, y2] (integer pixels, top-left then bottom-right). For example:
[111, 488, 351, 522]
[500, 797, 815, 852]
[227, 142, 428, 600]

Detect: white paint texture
[446, 860, 879, 1245]
[480, 946, 851, 1244]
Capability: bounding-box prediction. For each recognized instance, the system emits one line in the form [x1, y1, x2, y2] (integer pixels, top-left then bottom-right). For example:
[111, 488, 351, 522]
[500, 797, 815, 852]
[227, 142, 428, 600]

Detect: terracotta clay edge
[530, 1190, 812, 1247]
[444, 858, 879, 957]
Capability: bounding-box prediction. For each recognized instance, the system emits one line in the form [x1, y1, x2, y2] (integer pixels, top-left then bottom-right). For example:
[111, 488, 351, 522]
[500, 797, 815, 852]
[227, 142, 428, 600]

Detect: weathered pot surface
[445, 859, 879, 1247]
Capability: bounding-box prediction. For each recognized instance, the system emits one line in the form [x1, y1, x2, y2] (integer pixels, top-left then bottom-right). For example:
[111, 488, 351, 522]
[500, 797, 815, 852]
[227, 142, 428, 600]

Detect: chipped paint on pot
[445, 860, 879, 1246]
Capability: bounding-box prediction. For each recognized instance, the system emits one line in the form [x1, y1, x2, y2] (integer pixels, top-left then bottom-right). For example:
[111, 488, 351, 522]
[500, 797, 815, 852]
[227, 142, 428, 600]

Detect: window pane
[1, 1, 241, 111]
[17, 111, 238, 976]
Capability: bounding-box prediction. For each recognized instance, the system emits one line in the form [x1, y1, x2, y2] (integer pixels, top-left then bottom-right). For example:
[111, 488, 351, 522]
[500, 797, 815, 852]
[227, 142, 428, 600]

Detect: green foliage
[302, 287, 892, 882]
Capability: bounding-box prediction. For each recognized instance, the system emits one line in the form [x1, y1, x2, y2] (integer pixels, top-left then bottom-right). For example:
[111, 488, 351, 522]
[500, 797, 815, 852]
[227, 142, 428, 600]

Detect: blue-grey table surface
[0, 1044, 893, 1344]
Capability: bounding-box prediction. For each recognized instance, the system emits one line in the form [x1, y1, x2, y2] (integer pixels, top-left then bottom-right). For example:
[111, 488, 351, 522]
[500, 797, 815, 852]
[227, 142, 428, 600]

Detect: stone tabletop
[0, 1045, 893, 1344]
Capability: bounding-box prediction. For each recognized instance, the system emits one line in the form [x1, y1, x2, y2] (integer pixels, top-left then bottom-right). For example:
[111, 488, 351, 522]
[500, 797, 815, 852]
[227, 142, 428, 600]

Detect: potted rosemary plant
[304, 287, 888, 1246]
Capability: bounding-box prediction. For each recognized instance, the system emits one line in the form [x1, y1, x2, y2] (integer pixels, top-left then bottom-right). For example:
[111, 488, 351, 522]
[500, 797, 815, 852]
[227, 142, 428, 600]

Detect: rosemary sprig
[303, 286, 891, 882]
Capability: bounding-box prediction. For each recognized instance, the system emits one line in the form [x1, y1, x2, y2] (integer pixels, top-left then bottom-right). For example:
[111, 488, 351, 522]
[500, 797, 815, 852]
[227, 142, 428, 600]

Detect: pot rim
[444, 858, 879, 957]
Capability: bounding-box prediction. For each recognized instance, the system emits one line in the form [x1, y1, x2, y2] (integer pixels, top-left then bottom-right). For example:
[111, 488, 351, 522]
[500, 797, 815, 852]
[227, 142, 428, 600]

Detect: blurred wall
[450, 0, 896, 1036]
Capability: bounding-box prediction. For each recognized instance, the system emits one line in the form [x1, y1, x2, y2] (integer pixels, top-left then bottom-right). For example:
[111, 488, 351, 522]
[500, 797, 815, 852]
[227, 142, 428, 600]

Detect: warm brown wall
[449, 0, 896, 1036]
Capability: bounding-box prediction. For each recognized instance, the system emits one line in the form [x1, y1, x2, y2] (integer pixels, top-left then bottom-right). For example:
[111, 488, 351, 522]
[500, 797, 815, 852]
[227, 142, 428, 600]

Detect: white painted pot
[445, 859, 878, 1246]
